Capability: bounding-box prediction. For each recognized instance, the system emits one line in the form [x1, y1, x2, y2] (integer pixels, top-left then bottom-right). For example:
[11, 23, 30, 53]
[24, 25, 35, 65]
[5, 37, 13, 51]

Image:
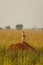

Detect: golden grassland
[0, 29, 43, 65]
[0, 29, 43, 49]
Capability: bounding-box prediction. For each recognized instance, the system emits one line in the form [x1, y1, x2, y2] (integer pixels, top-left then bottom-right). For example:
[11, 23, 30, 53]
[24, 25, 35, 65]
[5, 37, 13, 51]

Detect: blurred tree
[41, 28, 43, 30]
[0, 27, 2, 29]
[5, 26, 11, 29]
[15, 24, 23, 30]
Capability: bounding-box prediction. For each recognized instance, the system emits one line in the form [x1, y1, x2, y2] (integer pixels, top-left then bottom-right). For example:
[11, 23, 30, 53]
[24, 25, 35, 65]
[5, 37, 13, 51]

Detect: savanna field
[0, 29, 43, 65]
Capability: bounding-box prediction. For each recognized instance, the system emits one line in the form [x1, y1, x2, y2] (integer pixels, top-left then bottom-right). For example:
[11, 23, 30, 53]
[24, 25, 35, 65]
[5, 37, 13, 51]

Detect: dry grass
[0, 29, 43, 65]
[0, 29, 43, 48]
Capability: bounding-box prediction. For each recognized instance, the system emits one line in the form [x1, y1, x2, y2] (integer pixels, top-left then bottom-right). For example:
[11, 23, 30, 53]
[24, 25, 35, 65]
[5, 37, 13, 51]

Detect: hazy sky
[0, 0, 43, 28]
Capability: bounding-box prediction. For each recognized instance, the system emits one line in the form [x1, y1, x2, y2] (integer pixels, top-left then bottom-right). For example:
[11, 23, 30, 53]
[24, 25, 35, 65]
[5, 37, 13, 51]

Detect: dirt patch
[7, 41, 36, 52]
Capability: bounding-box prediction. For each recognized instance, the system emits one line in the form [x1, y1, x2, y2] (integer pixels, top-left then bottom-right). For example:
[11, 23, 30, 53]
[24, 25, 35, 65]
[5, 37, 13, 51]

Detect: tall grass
[0, 45, 43, 65]
[0, 30, 43, 65]
[0, 30, 43, 48]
